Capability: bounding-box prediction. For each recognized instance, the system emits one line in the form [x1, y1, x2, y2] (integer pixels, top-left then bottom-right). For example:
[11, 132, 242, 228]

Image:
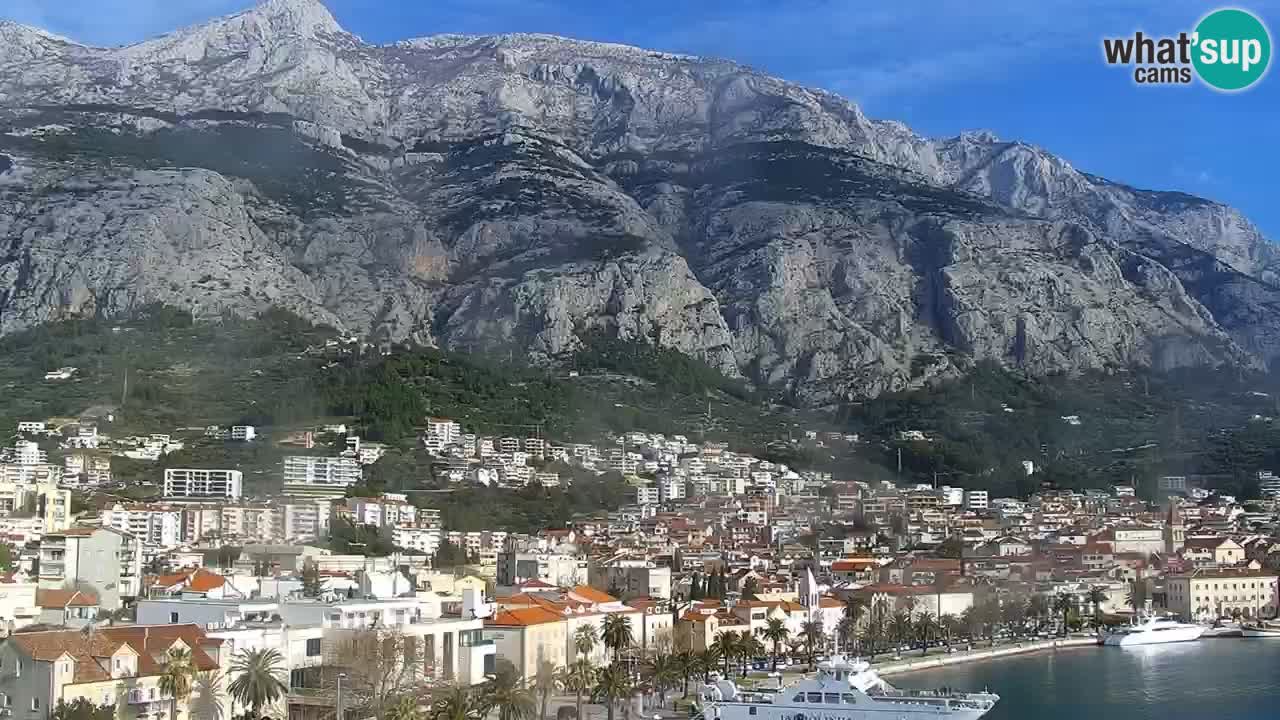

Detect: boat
[1101, 615, 1205, 646]
[1201, 620, 1243, 638]
[696, 655, 999, 720]
[1240, 621, 1280, 638]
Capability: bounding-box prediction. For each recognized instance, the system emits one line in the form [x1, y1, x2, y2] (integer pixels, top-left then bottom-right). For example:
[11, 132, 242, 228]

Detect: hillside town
[0, 407, 1278, 720]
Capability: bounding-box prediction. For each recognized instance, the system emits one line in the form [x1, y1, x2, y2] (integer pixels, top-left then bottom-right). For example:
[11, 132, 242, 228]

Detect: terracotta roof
[485, 607, 565, 627]
[36, 589, 99, 608]
[9, 625, 219, 684]
[186, 569, 226, 593]
[569, 585, 616, 603]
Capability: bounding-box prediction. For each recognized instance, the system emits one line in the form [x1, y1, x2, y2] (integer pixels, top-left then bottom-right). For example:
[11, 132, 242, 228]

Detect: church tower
[1163, 499, 1185, 554]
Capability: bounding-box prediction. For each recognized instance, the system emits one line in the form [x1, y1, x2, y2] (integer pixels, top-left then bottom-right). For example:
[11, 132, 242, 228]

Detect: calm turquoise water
[893, 640, 1280, 720]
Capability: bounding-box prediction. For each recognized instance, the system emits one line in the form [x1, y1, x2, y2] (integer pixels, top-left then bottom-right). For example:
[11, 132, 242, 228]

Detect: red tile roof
[35, 589, 99, 608]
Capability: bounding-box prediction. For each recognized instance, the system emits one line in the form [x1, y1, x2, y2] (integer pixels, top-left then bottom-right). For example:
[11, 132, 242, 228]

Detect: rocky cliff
[2, 0, 1278, 402]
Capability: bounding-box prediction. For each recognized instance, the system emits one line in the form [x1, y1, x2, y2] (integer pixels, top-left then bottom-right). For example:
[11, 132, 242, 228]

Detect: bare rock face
[1, 0, 1278, 401]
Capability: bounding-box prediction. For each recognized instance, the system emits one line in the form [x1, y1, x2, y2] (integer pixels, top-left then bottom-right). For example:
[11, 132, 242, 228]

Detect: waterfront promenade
[875, 636, 1098, 675]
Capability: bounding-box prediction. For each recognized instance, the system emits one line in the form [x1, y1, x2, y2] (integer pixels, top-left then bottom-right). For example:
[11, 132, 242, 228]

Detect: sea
[892, 640, 1280, 720]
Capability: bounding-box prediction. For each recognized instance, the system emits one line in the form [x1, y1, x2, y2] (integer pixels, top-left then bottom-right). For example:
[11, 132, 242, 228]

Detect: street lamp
[337, 672, 348, 720]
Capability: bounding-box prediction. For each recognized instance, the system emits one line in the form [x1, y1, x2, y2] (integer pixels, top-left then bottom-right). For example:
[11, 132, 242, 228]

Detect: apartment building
[0, 625, 222, 720]
[62, 453, 112, 486]
[1165, 569, 1280, 621]
[496, 551, 588, 587]
[138, 591, 495, 686]
[102, 503, 183, 548]
[425, 418, 463, 445]
[343, 496, 418, 528]
[282, 456, 361, 496]
[0, 481, 71, 534]
[163, 468, 244, 500]
[37, 527, 142, 610]
[0, 464, 63, 485]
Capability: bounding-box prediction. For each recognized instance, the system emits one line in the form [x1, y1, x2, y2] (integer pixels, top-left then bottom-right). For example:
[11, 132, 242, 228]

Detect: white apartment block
[347, 497, 418, 527]
[426, 418, 463, 445]
[164, 468, 244, 500]
[393, 526, 443, 555]
[63, 453, 112, 486]
[230, 425, 257, 441]
[636, 486, 659, 505]
[16, 421, 46, 434]
[102, 503, 183, 548]
[965, 490, 990, 511]
[11, 441, 46, 465]
[282, 455, 362, 494]
[0, 463, 63, 485]
[659, 478, 686, 503]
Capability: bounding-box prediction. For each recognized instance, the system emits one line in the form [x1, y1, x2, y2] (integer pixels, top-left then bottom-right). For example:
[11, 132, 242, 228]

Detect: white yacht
[697, 656, 999, 720]
[1101, 615, 1205, 646]
[1240, 621, 1280, 638]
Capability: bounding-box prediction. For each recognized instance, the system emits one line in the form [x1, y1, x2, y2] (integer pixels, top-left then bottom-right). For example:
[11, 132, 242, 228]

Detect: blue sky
[5, 0, 1279, 237]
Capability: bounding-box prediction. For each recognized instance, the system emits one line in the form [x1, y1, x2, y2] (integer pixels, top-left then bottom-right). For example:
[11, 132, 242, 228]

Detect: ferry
[697, 655, 999, 720]
[1101, 615, 1205, 646]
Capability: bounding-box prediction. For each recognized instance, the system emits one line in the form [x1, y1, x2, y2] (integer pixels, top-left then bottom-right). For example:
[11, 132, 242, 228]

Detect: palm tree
[484, 662, 536, 720]
[593, 663, 635, 720]
[1126, 580, 1147, 613]
[889, 610, 913, 652]
[190, 671, 225, 720]
[158, 649, 195, 720]
[939, 614, 962, 649]
[531, 660, 560, 720]
[601, 615, 635, 662]
[1026, 594, 1050, 633]
[227, 648, 288, 720]
[863, 616, 885, 659]
[575, 625, 599, 660]
[558, 658, 595, 720]
[836, 616, 857, 655]
[693, 649, 719, 682]
[913, 611, 938, 656]
[759, 618, 789, 671]
[1053, 593, 1076, 636]
[674, 650, 695, 697]
[712, 632, 739, 677]
[738, 634, 765, 676]
[642, 654, 679, 709]
[1086, 587, 1109, 627]
[430, 685, 480, 720]
[800, 618, 824, 669]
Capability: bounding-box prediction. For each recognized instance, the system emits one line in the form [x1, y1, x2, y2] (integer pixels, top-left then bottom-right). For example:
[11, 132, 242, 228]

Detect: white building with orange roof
[0, 624, 224, 720]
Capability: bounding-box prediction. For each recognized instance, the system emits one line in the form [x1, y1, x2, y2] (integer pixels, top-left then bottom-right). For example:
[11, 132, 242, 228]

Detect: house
[0, 574, 39, 634]
[1182, 537, 1246, 567]
[0, 624, 223, 720]
[35, 589, 100, 629]
[38, 527, 142, 610]
[145, 568, 255, 600]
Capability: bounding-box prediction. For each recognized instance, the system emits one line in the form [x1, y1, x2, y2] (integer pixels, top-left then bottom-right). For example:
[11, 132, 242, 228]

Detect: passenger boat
[697, 655, 999, 720]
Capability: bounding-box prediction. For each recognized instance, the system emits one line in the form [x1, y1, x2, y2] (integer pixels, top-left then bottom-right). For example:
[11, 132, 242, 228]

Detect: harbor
[894, 639, 1280, 720]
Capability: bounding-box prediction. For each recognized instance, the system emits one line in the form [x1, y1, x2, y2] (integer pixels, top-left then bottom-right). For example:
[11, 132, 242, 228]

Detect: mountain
[2, 0, 1279, 403]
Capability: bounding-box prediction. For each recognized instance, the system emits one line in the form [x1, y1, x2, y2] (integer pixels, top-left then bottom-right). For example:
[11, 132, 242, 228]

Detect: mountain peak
[237, 0, 344, 37]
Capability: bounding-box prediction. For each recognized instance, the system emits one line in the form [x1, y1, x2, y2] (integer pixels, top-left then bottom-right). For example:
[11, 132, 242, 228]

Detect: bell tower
[1163, 499, 1185, 554]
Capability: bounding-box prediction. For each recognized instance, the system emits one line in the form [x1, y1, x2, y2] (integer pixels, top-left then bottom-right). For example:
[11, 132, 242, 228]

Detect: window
[306, 638, 321, 656]
[749, 708, 757, 716]
[31, 698, 39, 711]
[806, 693, 822, 703]
[170, 612, 180, 623]
[792, 694, 805, 702]
[842, 694, 858, 704]
[824, 693, 841, 704]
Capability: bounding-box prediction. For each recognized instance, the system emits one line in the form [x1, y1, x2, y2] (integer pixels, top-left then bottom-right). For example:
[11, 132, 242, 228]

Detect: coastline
[875, 636, 1098, 676]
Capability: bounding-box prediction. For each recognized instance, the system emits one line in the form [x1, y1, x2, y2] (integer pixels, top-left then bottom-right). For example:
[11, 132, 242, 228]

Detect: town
[0, 405, 1277, 720]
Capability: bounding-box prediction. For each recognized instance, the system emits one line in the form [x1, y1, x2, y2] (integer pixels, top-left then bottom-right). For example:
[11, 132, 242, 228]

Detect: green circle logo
[1192, 8, 1272, 90]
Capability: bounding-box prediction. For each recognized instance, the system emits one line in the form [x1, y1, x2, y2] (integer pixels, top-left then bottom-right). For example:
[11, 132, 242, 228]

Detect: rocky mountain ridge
[1, 0, 1278, 402]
